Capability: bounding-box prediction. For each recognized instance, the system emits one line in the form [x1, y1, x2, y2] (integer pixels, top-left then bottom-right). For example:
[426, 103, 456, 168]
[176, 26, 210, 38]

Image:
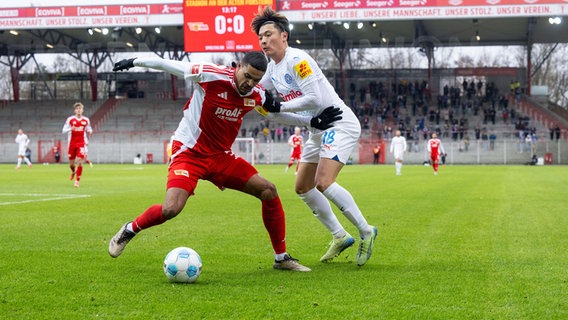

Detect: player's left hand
[262, 91, 281, 113]
[113, 58, 136, 72]
[310, 106, 343, 130]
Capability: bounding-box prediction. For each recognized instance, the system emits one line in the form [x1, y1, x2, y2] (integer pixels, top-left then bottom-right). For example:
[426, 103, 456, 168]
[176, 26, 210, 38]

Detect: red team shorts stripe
[167, 141, 258, 194]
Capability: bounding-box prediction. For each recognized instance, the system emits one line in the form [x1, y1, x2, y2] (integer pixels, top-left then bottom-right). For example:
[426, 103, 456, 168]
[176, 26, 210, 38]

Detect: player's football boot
[356, 226, 378, 266]
[74, 181, 80, 188]
[273, 254, 311, 272]
[69, 172, 75, 180]
[108, 222, 136, 258]
[320, 233, 355, 262]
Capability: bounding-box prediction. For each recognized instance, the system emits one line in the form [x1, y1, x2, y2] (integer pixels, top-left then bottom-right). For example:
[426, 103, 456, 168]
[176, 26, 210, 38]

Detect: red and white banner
[277, 0, 568, 21]
[0, 3, 183, 29]
[1, 1, 567, 28]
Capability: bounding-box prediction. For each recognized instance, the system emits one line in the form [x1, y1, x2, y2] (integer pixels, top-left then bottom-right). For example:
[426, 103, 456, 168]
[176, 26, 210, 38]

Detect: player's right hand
[310, 106, 343, 130]
[113, 58, 136, 72]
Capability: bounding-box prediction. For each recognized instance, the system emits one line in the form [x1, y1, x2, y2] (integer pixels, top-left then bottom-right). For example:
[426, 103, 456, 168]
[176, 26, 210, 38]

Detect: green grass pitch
[1, 163, 567, 319]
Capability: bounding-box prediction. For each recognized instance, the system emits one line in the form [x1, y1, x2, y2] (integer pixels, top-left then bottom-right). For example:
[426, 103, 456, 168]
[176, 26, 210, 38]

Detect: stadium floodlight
[548, 17, 562, 25]
[308, 23, 313, 30]
[126, 42, 134, 48]
[476, 30, 480, 41]
[102, 28, 109, 35]
[135, 27, 143, 34]
[296, 39, 301, 44]
[9, 30, 19, 36]
[357, 22, 364, 30]
[371, 22, 377, 28]
[46, 43, 54, 49]
[154, 27, 161, 34]
[289, 24, 294, 31]
[87, 28, 94, 36]
[343, 22, 350, 30]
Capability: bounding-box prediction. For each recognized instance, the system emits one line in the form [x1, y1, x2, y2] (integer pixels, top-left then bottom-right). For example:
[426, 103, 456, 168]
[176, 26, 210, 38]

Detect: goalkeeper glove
[262, 91, 281, 113]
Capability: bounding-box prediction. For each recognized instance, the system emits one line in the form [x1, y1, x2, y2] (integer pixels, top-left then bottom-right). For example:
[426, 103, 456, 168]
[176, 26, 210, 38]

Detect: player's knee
[315, 179, 333, 193]
[259, 182, 278, 200]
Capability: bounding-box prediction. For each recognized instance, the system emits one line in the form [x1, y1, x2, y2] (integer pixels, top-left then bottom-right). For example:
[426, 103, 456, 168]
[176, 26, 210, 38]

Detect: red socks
[76, 166, 83, 181]
[262, 197, 287, 255]
[132, 204, 167, 232]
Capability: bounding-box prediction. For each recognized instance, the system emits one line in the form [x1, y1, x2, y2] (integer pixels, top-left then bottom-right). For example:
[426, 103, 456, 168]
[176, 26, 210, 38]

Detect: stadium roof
[1, 16, 567, 57]
[1, 1, 567, 57]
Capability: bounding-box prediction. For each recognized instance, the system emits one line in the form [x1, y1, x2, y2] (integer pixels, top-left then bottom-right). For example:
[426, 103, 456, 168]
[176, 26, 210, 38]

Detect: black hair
[241, 51, 268, 72]
[250, 6, 290, 40]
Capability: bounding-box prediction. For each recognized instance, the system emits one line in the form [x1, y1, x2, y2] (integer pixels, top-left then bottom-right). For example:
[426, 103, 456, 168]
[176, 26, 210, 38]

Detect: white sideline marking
[0, 193, 91, 206]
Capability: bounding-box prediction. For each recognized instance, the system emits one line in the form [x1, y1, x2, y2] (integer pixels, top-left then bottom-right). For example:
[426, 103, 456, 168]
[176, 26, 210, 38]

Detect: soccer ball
[163, 247, 202, 283]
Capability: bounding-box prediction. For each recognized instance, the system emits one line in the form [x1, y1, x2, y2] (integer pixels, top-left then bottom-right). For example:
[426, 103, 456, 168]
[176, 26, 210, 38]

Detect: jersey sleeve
[279, 57, 323, 113]
[134, 57, 187, 78]
[62, 117, 71, 134]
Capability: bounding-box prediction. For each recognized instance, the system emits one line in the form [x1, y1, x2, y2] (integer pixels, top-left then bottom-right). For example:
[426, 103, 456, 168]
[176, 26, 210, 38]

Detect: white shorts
[18, 146, 27, 156]
[301, 112, 361, 164]
[393, 151, 404, 161]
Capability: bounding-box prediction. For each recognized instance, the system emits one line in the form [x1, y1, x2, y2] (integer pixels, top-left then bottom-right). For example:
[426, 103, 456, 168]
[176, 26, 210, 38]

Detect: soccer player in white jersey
[252, 7, 378, 267]
[108, 51, 341, 272]
[390, 130, 407, 175]
[15, 129, 32, 169]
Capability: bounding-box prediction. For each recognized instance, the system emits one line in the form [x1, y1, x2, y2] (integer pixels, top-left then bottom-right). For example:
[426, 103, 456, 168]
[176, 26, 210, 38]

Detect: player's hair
[73, 102, 84, 109]
[241, 51, 268, 72]
[251, 6, 290, 40]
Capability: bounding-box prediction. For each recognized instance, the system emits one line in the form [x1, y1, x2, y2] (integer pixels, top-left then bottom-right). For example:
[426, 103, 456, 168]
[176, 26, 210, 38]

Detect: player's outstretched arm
[113, 57, 187, 78]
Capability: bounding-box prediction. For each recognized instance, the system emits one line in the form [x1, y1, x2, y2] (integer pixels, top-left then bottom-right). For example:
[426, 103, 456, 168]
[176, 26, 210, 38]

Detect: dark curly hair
[250, 6, 290, 39]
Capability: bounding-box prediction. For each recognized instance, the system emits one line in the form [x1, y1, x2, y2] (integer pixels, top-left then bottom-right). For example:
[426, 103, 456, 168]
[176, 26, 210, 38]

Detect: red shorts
[290, 151, 301, 161]
[167, 141, 258, 194]
[68, 144, 86, 161]
[430, 153, 439, 163]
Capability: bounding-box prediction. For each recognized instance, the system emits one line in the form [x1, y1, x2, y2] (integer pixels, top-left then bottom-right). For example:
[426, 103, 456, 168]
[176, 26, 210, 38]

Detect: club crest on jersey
[293, 60, 313, 79]
[284, 74, 293, 84]
[244, 98, 256, 107]
[174, 169, 189, 177]
[190, 64, 200, 74]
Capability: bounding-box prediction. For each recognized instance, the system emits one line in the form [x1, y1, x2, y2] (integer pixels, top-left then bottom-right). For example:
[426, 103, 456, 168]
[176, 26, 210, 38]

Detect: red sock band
[262, 197, 287, 254]
[133, 204, 166, 232]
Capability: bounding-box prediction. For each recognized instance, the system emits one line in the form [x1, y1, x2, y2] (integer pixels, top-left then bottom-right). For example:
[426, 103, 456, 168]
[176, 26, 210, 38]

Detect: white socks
[299, 183, 372, 239]
[298, 188, 346, 239]
[322, 182, 372, 239]
[395, 162, 402, 174]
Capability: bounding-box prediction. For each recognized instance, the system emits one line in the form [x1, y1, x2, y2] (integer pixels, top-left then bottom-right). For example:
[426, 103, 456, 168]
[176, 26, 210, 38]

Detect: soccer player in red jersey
[62, 102, 92, 187]
[108, 51, 341, 272]
[427, 133, 445, 175]
[285, 126, 303, 174]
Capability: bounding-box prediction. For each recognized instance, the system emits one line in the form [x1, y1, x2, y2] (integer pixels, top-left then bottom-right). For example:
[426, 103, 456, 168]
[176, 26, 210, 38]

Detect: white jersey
[260, 47, 360, 164]
[260, 47, 360, 131]
[15, 133, 30, 156]
[390, 136, 407, 159]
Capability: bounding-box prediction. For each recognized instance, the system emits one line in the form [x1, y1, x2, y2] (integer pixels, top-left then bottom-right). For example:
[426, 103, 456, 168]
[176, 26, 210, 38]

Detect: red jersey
[288, 134, 303, 156]
[174, 64, 264, 155]
[427, 138, 444, 158]
[62, 115, 92, 146]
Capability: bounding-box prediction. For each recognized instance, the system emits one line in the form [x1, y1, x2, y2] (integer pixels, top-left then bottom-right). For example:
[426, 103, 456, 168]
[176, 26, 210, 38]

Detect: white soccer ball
[163, 247, 202, 283]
